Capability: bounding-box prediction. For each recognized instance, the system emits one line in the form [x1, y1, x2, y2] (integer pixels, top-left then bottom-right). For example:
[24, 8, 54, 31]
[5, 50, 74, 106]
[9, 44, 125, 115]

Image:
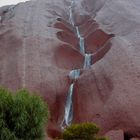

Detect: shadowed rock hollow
[0, 0, 140, 139]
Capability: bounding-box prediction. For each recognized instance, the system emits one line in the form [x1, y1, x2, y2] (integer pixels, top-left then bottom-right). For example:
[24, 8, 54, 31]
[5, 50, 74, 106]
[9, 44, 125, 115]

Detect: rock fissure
[60, 0, 113, 129]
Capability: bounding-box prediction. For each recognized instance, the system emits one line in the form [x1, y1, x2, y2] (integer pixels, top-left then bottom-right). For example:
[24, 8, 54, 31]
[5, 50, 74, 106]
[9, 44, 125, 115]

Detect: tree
[0, 88, 49, 140]
[62, 122, 108, 140]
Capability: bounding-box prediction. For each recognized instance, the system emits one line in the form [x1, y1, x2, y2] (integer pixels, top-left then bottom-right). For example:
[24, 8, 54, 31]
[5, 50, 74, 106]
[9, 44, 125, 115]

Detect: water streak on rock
[69, 1, 75, 26]
[69, 69, 81, 80]
[61, 83, 74, 128]
[76, 26, 85, 54]
[83, 53, 92, 69]
[61, 0, 93, 129]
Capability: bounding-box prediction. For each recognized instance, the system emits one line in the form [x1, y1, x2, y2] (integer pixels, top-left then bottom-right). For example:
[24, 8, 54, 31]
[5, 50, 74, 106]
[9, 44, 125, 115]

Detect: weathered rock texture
[0, 0, 140, 139]
[105, 130, 124, 140]
[131, 138, 140, 140]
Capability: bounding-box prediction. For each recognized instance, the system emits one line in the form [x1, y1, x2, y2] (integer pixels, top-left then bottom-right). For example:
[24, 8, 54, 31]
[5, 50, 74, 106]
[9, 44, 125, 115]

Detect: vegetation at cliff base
[62, 122, 108, 140]
[0, 88, 49, 140]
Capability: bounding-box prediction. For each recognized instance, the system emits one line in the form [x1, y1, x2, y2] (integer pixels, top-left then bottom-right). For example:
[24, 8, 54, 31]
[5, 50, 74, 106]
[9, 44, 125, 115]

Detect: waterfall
[76, 26, 81, 38]
[69, 1, 75, 26]
[61, 69, 81, 129]
[79, 37, 85, 54]
[83, 54, 92, 69]
[69, 8, 74, 26]
[76, 26, 85, 54]
[76, 26, 92, 69]
[61, 0, 93, 129]
[61, 83, 74, 128]
[69, 69, 81, 80]
[61, 0, 76, 129]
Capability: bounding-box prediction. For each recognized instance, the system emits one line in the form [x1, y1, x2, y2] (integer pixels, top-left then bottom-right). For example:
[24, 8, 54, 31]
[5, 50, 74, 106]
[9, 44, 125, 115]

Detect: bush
[0, 88, 49, 140]
[62, 122, 108, 140]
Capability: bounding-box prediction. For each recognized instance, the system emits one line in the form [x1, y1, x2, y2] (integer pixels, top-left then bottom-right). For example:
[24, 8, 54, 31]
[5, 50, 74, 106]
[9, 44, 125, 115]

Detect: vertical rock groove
[60, 0, 113, 129]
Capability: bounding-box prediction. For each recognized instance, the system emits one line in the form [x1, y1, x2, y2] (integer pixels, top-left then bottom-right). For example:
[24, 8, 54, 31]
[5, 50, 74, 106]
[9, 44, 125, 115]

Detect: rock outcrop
[105, 130, 124, 140]
[131, 138, 140, 140]
[0, 0, 140, 139]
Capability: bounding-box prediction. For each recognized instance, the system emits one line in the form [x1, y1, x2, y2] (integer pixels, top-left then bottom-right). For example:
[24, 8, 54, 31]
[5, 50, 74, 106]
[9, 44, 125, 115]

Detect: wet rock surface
[0, 0, 140, 139]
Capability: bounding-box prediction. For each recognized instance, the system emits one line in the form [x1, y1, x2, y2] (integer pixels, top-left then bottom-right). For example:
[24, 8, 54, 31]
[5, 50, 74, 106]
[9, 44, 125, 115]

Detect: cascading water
[76, 26, 92, 69]
[83, 54, 92, 69]
[69, 69, 81, 80]
[79, 38, 85, 54]
[61, 83, 74, 129]
[76, 26, 81, 38]
[76, 26, 85, 54]
[61, 69, 81, 129]
[61, 0, 93, 129]
[61, 0, 77, 129]
[69, 0, 75, 26]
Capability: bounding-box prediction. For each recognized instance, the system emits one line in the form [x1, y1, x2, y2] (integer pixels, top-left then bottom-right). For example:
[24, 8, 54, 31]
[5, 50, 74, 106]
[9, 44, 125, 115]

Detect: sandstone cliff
[0, 0, 140, 139]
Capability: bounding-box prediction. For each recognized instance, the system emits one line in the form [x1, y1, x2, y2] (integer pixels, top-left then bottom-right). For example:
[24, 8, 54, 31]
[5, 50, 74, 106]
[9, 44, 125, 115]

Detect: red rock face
[131, 138, 140, 140]
[0, 0, 140, 139]
[105, 130, 124, 140]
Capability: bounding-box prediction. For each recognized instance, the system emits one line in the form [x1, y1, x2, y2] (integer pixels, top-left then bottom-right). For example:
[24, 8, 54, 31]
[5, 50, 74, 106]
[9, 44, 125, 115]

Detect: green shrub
[62, 122, 108, 140]
[0, 88, 49, 140]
